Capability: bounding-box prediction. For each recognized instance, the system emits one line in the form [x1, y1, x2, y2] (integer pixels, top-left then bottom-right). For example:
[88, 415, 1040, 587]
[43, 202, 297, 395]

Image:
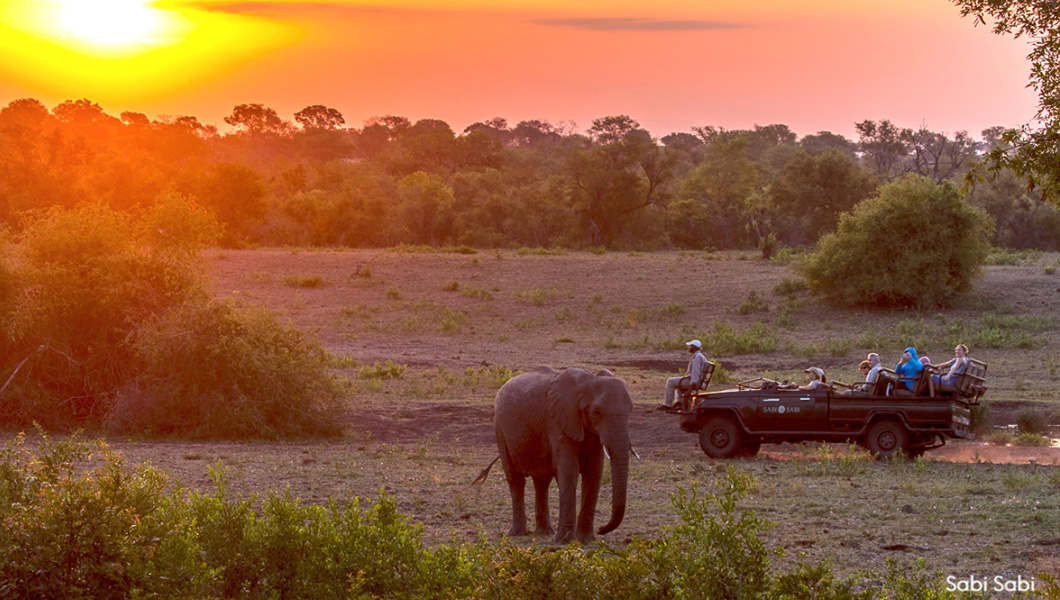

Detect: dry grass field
[97, 248, 1060, 580]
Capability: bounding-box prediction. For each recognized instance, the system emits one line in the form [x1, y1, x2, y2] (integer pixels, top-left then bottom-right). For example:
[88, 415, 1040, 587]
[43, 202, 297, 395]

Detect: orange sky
[0, 0, 1039, 139]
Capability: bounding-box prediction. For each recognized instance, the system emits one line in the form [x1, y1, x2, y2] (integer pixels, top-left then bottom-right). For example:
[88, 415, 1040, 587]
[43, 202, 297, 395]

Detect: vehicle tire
[864, 420, 908, 459]
[736, 441, 761, 459]
[698, 417, 743, 459]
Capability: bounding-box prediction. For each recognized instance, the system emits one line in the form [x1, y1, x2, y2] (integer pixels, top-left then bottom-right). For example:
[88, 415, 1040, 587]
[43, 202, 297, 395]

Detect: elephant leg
[531, 474, 554, 536]
[553, 448, 580, 543]
[505, 470, 529, 536]
[576, 443, 604, 542]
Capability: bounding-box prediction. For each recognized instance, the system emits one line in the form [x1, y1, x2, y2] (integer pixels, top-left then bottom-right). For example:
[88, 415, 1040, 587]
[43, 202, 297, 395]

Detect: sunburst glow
[55, 0, 162, 47]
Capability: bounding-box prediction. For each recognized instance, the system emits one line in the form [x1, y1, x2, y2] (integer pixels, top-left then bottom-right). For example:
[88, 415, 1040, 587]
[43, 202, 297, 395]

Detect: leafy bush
[703, 321, 779, 355]
[1013, 432, 1052, 447]
[800, 175, 993, 308]
[1015, 408, 1049, 435]
[773, 276, 808, 296]
[0, 432, 207, 599]
[737, 290, 770, 314]
[121, 300, 343, 438]
[0, 204, 210, 429]
[0, 204, 342, 437]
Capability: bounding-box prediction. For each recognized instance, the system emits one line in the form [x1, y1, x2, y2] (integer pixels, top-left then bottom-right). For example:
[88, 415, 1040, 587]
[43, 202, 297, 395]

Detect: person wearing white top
[660, 340, 708, 409]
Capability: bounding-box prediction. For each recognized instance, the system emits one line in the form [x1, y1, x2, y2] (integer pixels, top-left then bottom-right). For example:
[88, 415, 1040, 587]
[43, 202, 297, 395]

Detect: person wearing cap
[660, 340, 708, 410]
[786, 367, 827, 391]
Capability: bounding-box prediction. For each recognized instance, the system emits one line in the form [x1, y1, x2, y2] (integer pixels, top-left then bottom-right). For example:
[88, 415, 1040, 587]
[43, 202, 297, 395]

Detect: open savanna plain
[90, 248, 1060, 582]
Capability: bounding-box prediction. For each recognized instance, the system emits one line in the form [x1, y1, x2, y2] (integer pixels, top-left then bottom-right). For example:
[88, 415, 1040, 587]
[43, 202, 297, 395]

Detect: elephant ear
[548, 368, 594, 442]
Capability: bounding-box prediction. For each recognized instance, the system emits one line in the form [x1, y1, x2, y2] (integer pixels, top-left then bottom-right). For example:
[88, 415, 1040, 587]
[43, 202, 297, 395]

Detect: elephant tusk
[603, 446, 610, 460]
[630, 446, 640, 459]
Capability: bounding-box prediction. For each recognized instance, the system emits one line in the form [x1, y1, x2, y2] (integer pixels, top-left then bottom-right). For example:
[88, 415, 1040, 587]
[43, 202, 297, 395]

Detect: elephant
[490, 366, 633, 543]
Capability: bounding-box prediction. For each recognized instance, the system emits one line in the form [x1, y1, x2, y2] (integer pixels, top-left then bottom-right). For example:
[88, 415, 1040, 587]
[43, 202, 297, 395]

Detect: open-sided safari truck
[665, 360, 986, 459]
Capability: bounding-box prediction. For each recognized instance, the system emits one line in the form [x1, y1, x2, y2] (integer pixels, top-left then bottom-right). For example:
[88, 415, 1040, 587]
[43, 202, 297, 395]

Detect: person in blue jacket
[894, 347, 924, 391]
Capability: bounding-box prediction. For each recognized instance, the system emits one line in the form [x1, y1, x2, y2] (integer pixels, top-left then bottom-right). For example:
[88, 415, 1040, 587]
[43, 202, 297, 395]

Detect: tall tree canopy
[953, 0, 1060, 203]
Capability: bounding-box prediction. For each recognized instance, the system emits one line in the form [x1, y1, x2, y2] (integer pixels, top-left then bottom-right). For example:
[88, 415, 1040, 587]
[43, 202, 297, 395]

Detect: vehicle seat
[872, 369, 898, 396]
[680, 361, 717, 405]
[939, 359, 988, 400]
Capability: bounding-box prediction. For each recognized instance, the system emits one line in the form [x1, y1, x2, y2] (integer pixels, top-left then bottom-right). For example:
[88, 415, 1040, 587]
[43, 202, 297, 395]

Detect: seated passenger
[858, 360, 871, 379]
[865, 353, 884, 383]
[784, 367, 828, 391]
[931, 344, 969, 388]
[894, 347, 924, 391]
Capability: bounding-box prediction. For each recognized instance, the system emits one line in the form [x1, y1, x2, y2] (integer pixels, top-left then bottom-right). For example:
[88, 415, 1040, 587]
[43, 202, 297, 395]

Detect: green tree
[224, 103, 292, 136]
[673, 137, 760, 249]
[799, 130, 858, 159]
[856, 119, 911, 180]
[293, 105, 345, 130]
[192, 162, 268, 245]
[801, 174, 993, 308]
[953, 0, 1060, 204]
[904, 127, 979, 183]
[567, 125, 676, 247]
[396, 171, 455, 245]
[769, 150, 878, 244]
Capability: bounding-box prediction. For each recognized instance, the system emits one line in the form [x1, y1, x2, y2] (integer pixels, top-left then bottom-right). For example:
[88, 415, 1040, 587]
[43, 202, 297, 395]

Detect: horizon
[0, 0, 1040, 140]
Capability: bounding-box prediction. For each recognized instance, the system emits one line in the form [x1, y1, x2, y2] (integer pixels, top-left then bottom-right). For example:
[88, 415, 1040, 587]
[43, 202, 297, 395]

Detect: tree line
[1, 97, 1057, 251]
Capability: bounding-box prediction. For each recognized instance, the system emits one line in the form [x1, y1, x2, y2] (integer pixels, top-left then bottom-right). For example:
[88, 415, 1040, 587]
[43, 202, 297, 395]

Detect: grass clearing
[95, 248, 1060, 582]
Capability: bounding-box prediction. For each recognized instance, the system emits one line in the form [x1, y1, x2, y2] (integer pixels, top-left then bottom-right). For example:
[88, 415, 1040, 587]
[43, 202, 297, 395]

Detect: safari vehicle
[667, 360, 987, 459]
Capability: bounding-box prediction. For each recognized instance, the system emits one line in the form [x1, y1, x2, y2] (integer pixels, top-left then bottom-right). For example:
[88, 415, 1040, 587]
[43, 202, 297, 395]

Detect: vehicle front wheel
[698, 417, 743, 459]
[864, 420, 908, 459]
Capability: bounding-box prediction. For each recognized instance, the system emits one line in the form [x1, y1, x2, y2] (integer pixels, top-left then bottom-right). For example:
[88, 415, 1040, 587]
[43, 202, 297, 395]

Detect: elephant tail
[470, 455, 501, 486]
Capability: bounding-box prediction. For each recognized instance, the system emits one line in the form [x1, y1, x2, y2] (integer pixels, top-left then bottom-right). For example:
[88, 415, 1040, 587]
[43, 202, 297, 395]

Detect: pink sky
[0, 0, 1039, 140]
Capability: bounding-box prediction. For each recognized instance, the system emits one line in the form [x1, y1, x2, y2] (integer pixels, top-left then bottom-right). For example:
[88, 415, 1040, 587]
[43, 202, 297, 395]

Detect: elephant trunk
[597, 430, 629, 535]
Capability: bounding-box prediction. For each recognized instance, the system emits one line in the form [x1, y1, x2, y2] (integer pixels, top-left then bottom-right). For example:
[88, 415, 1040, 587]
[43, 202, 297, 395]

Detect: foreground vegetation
[3, 433, 1058, 599]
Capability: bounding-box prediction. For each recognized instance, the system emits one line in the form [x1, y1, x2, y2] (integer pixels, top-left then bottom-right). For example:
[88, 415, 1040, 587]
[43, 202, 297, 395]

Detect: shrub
[357, 359, 408, 380]
[737, 290, 770, 314]
[773, 276, 808, 296]
[122, 300, 343, 438]
[1015, 407, 1049, 435]
[1012, 432, 1052, 446]
[0, 432, 207, 599]
[704, 321, 779, 355]
[0, 204, 210, 429]
[800, 175, 993, 308]
[0, 204, 340, 438]
[649, 468, 777, 599]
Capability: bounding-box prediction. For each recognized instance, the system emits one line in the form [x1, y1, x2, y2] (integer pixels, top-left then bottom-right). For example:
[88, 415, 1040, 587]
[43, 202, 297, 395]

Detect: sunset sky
[0, 0, 1040, 139]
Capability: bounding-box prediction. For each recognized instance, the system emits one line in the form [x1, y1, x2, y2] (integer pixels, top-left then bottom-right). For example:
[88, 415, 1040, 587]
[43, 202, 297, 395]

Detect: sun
[53, 0, 163, 48]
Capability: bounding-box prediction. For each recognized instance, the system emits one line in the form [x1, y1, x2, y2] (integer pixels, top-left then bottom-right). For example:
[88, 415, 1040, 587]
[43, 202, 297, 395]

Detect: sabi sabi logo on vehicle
[945, 574, 1037, 594]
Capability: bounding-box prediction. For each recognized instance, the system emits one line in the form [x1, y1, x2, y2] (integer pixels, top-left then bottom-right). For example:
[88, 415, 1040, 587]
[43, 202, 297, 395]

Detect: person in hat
[659, 339, 708, 410]
[786, 367, 828, 391]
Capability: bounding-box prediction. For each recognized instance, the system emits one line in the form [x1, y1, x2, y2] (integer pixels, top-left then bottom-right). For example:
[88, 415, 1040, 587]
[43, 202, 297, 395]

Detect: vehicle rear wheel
[864, 420, 908, 459]
[698, 417, 743, 459]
